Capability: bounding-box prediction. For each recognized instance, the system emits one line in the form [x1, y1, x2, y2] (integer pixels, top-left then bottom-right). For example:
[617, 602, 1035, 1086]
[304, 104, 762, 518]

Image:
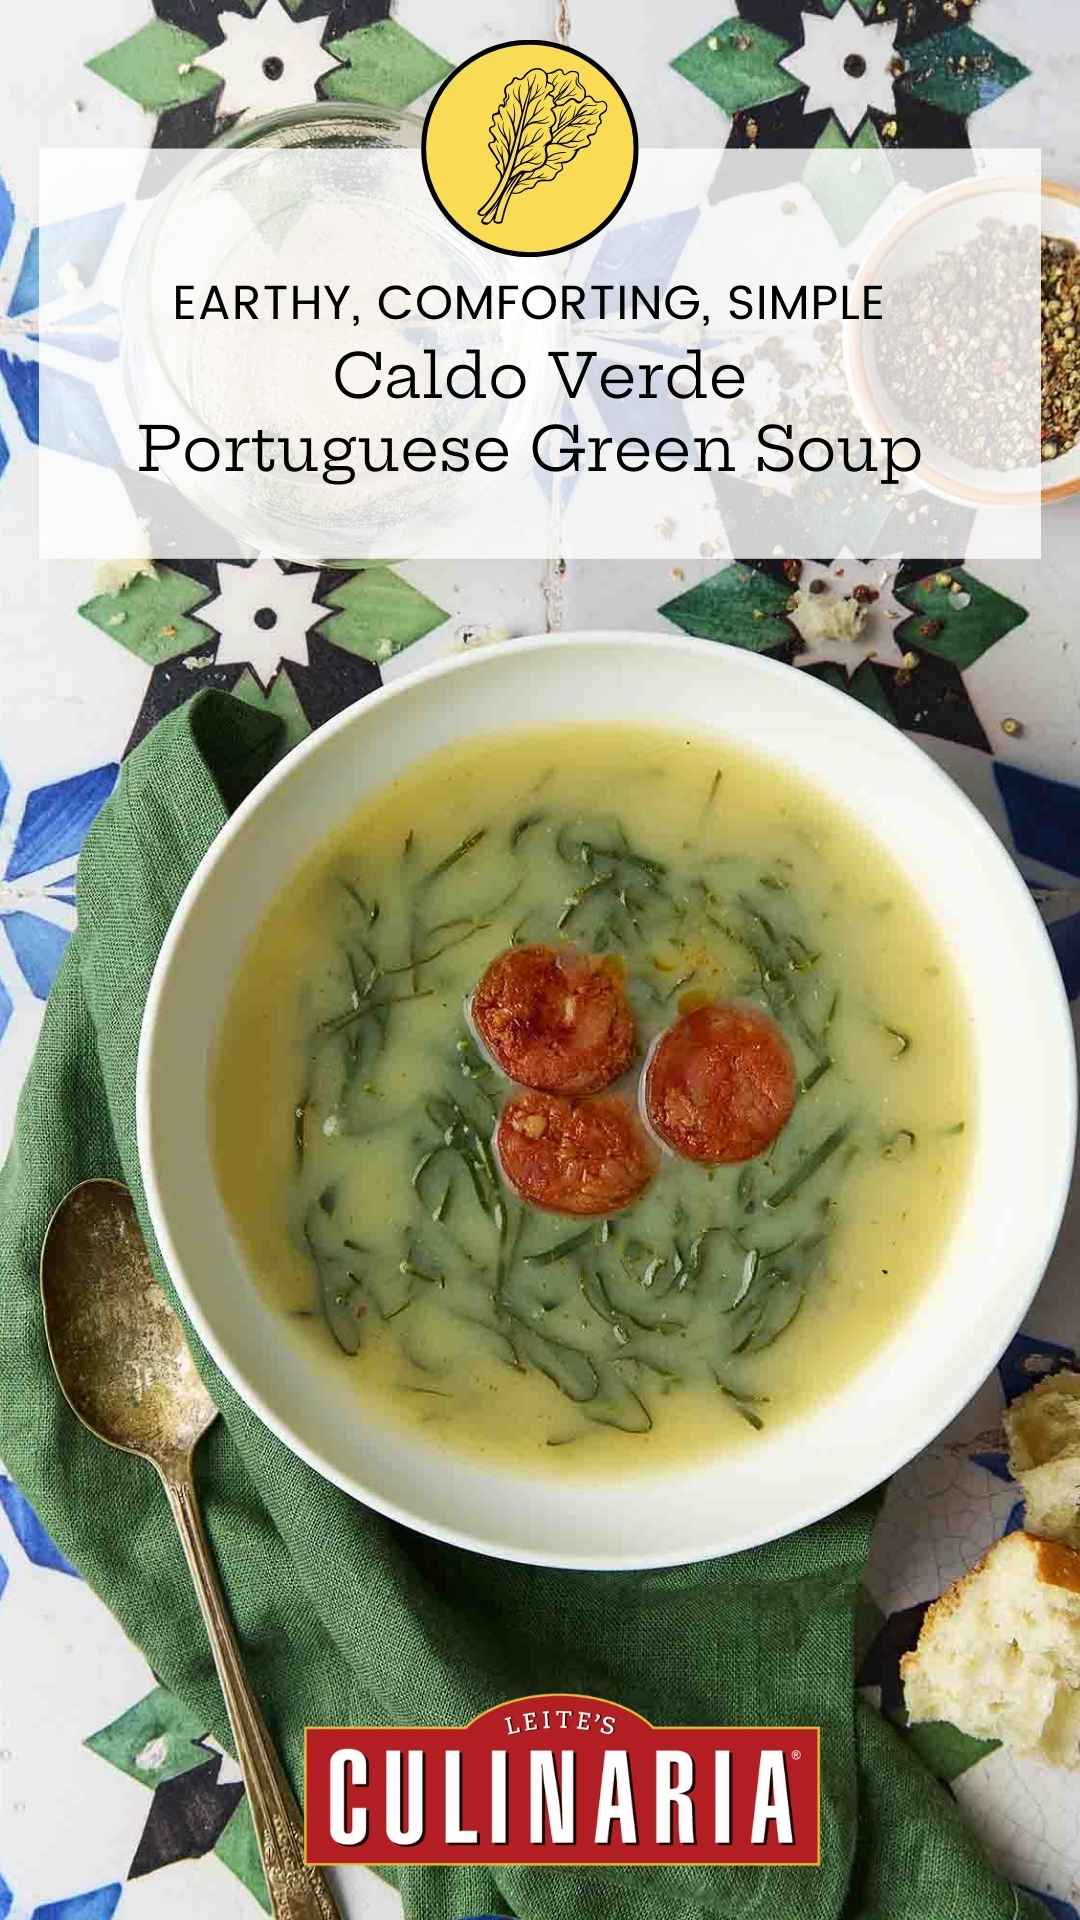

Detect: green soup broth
[212, 723, 972, 1473]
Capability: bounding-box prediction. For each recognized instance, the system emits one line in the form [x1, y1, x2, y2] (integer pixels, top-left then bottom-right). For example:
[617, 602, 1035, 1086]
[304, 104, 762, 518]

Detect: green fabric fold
[0, 692, 1041, 1920]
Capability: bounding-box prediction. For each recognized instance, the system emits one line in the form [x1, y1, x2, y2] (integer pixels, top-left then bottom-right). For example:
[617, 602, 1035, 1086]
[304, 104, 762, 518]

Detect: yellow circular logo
[422, 41, 638, 257]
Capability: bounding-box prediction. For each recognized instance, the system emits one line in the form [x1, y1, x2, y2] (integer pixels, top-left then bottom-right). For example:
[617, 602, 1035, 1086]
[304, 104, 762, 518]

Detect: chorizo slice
[472, 944, 635, 1094]
[644, 1001, 796, 1165]
[496, 1090, 657, 1216]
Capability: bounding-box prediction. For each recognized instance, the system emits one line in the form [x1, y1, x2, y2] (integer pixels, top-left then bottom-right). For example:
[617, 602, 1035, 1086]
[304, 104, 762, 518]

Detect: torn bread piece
[901, 1531, 1080, 1767]
[1005, 1369, 1080, 1549]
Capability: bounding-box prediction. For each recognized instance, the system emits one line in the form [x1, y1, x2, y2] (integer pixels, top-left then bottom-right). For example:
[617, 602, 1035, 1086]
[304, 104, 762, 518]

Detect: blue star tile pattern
[0, 348, 39, 444]
[994, 762, 1080, 879]
[8, 221, 43, 317]
[0, 170, 13, 478]
[4, 765, 118, 882]
[1046, 909, 1080, 1002]
[0, 758, 118, 1018]
[31, 1888, 122, 1920]
[1003, 1498, 1026, 1537]
[970, 1446, 1012, 1484]
[527, 207, 702, 501]
[989, 753, 1080, 1000]
[3, 914, 70, 1001]
[0, 1870, 11, 1920]
[0, 175, 124, 479]
[31, 364, 122, 465]
[0, 1476, 78, 1576]
[997, 1332, 1079, 1408]
[583, 208, 701, 319]
[7, 208, 122, 317]
[1023, 1892, 1080, 1920]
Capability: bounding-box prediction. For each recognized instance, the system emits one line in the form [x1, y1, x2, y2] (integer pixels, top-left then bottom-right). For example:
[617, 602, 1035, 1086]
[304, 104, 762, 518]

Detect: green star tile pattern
[898, 24, 1030, 117]
[86, 1684, 211, 1787]
[232, 664, 309, 754]
[321, 20, 452, 110]
[895, 568, 1028, 671]
[659, 564, 795, 649]
[803, 116, 895, 244]
[853, 1588, 996, 1786]
[904, 1718, 1000, 1784]
[79, 567, 215, 666]
[217, 1799, 271, 1913]
[657, 560, 1019, 757]
[316, 565, 448, 664]
[80, 562, 448, 677]
[86, 20, 218, 114]
[86, 1685, 270, 1909]
[671, 19, 800, 116]
[88, 14, 452, 122]
[813, 659, 897, 723]
[671, 4, 1030, 133]
[662, 561, 1029, 689]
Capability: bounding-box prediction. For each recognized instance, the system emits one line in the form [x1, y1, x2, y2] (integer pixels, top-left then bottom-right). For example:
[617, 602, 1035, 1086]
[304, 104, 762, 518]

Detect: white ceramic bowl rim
[136, 633, 1077, 1570]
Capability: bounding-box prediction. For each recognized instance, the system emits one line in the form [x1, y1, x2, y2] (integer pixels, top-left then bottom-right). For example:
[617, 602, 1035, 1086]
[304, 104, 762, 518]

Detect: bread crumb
[95, 556, 157, 595]
[460, 625, 511, 651]
[790, 587, 869, 646]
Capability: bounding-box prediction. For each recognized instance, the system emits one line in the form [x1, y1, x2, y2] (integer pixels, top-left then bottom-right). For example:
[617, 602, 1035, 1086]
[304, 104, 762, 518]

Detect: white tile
[971, 0, 1080, 176]
[395, 0, 556, 73]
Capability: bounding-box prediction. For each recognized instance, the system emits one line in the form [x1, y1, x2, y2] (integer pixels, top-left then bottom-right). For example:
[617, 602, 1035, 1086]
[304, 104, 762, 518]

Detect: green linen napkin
[0, 692, 1041, 1920]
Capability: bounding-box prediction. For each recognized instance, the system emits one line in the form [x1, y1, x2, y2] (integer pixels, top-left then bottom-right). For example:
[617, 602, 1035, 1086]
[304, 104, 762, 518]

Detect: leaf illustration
[479, 69, 558, 224]
[477, 66, 606, 227]
[514, 92, 608, 196]
[545, 68, 587, 117]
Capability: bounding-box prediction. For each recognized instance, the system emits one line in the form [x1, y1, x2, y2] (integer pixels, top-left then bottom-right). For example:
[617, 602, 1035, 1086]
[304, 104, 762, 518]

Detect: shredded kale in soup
[214, 725, 972, 1470]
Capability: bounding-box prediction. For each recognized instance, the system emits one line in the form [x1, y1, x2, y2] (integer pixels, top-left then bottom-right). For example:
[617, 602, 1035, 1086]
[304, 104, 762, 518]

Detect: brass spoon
[41, 1178, 341, 1920]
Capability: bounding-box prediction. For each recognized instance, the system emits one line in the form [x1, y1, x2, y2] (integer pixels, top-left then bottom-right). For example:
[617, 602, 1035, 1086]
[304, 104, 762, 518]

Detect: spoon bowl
[41, 1178, 215, 1475]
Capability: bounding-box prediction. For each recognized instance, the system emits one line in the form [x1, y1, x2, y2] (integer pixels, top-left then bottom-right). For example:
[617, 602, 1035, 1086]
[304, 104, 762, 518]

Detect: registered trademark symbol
[791, 1749, 801, 1761]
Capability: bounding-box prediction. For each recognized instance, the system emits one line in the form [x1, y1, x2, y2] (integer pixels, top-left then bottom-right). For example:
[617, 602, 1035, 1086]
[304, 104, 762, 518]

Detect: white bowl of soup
[136, 634, 1076, 1569]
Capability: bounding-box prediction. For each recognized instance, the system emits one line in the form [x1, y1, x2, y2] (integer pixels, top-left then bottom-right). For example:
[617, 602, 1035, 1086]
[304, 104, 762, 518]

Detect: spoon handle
[163, 1468, 342, 1920]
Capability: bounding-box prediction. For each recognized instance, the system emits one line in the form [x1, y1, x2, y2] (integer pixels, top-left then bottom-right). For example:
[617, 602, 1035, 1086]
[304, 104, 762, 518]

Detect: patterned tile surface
[2, 3, 1080, 1917]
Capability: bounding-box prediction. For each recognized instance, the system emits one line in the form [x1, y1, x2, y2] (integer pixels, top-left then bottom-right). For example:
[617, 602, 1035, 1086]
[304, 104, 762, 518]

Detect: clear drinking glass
[120, 103, 529, 561]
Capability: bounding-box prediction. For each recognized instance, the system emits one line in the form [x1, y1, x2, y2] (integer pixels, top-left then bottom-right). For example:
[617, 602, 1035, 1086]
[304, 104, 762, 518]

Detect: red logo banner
[305, 1694, 820, 1867]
